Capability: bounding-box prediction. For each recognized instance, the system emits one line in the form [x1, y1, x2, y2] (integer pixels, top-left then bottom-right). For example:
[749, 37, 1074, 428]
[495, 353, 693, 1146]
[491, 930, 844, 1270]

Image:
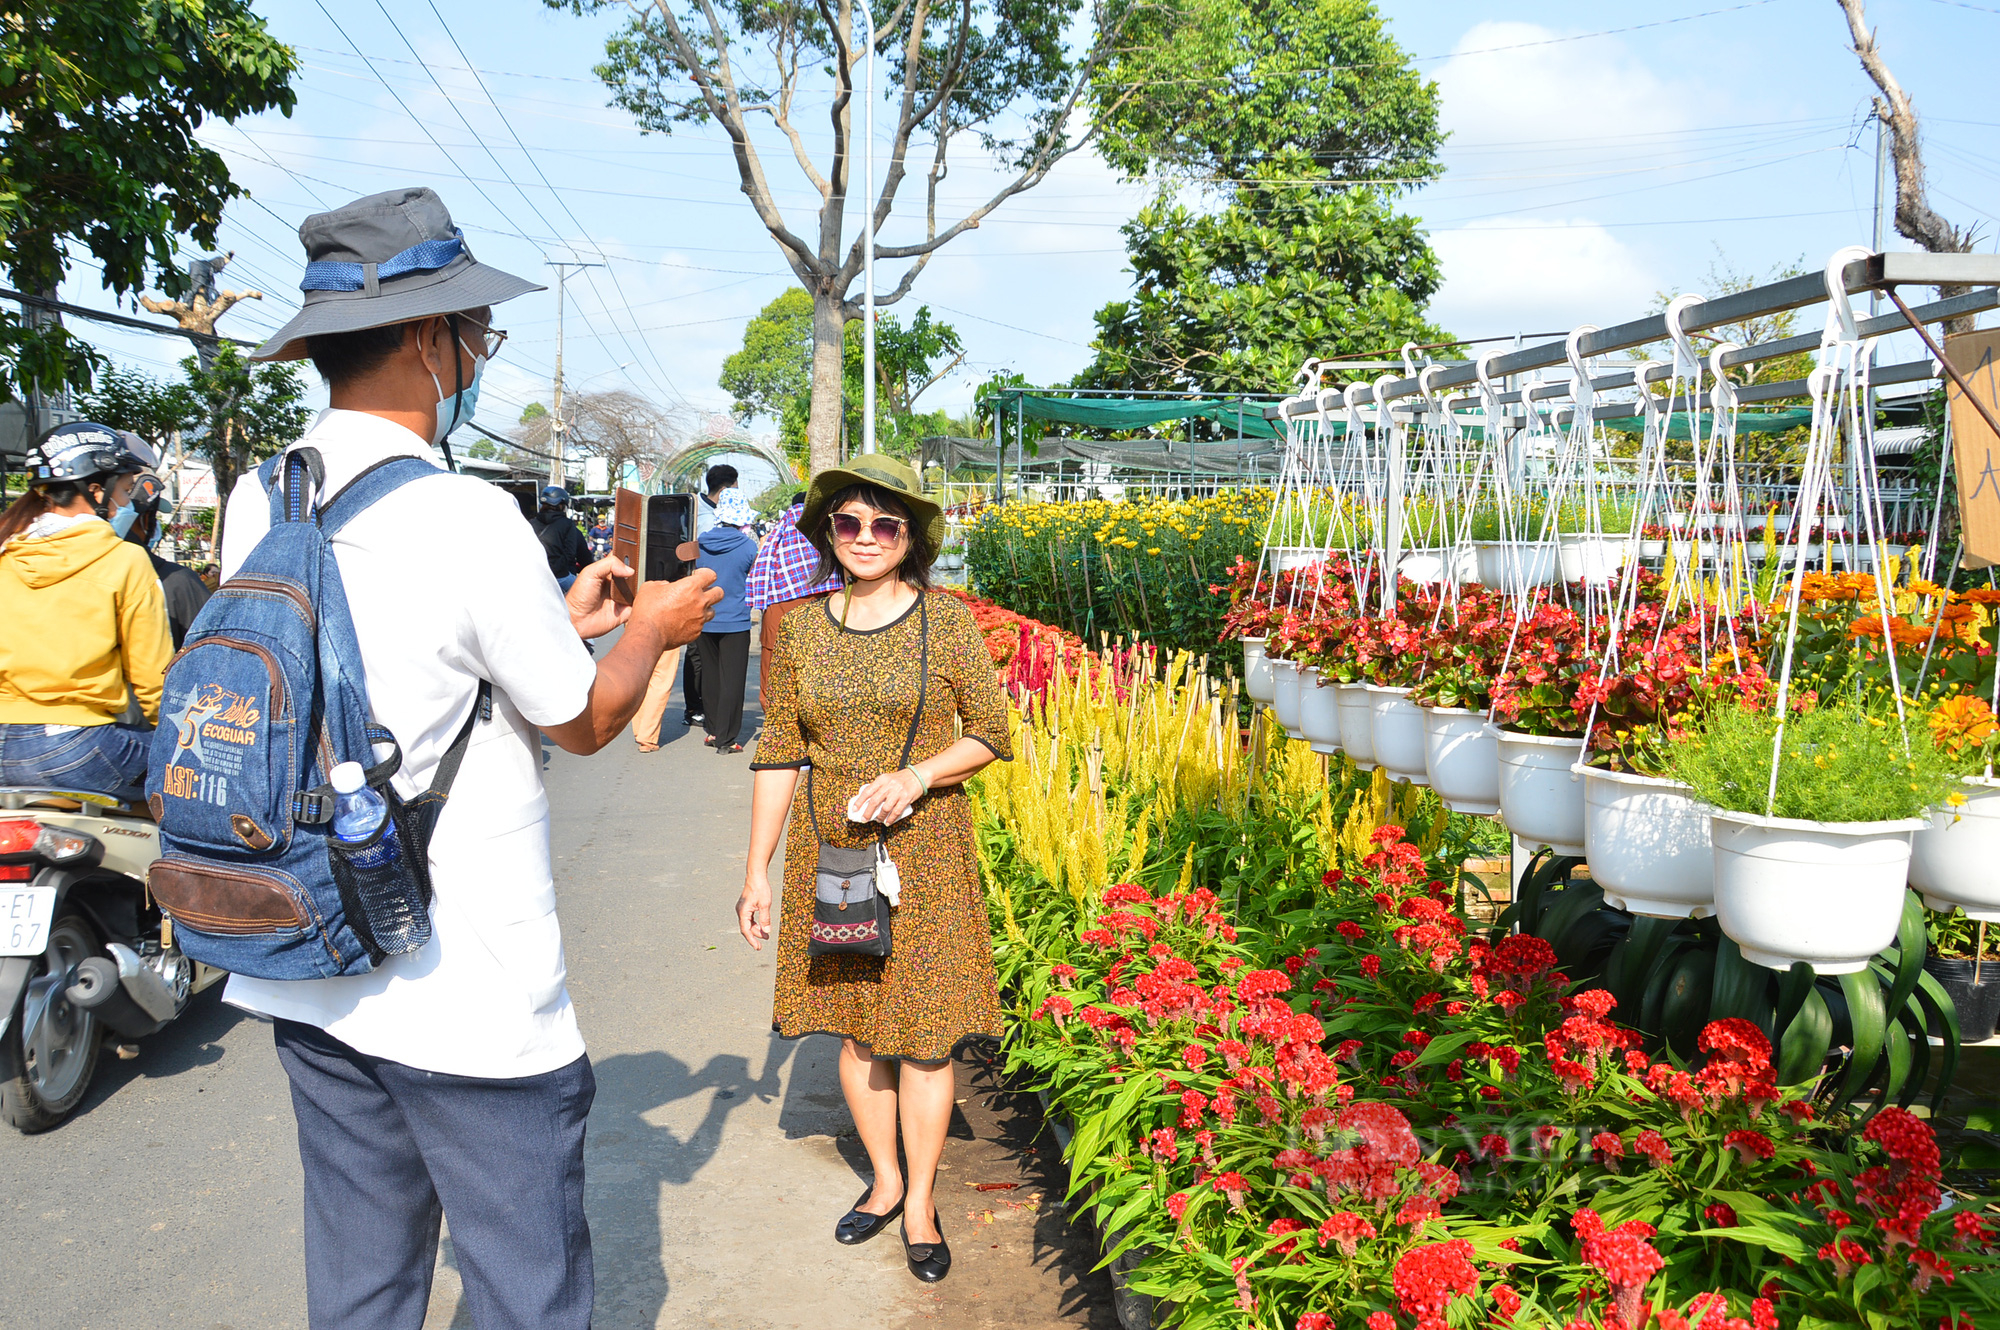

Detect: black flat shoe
[835, 1188, 903, 1246]
[901, 1211, 951, 1283]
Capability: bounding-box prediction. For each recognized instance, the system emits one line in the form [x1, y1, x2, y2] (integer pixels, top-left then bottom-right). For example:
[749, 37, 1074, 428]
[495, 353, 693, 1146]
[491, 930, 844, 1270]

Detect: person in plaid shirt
[747, 493, 836, 709]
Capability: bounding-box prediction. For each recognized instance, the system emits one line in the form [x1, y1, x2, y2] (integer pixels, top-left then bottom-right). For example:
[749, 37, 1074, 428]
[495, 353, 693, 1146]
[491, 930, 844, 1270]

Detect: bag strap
[292, 681, 491, 826]
[317, 455, 446, 538]
[260, 449, 327, 526]
[804, 592, 930, 848]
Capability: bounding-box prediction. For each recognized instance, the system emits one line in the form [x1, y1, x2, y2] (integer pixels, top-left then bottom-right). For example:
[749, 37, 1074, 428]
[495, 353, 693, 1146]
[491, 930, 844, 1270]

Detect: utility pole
[859, 6, 878, 455]
[545, 260, 603, 486]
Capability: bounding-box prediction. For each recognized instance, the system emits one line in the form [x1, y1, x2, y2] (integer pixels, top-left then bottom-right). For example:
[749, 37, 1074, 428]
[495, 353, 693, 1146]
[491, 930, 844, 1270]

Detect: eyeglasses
[829, 512, 907, 545]
[450, 315, 508, 359]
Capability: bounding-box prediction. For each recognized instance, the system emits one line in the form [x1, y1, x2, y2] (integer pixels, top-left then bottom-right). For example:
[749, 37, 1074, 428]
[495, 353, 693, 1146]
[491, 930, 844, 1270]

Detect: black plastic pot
[1924, 952, 2000, 1043]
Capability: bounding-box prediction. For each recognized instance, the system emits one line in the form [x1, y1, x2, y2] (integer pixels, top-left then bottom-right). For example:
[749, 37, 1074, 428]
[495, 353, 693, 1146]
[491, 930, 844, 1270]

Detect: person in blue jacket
[695, 489, 761, 753]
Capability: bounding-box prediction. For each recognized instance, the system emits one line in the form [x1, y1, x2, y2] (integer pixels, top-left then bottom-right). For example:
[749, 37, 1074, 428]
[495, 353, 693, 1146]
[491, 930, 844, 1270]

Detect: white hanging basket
[1471, 540, 1560, 593]
[1422, 708, 1499, 813]
[1399, 546, 1478, 586]
[1557, 534, 1633, 585]
[1495, 728, 1586, 855]
[1711, 810, 1921, 974]
[1579, 766, 1713, 919]
[1272, 659, 1306, 739]
[1366, 685, 1429, 786]
[1297, 667, 1343, 755]
[1242, 637, 1276, 703]
[1270, 545, 1322, 572]
[1910, 776, 2000, 922]
[1334, 682, 1377, 770]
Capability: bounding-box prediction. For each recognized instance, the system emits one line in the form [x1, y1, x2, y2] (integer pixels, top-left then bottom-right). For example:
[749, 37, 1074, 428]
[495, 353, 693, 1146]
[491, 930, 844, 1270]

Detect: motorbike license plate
[0, 887, 56, 957]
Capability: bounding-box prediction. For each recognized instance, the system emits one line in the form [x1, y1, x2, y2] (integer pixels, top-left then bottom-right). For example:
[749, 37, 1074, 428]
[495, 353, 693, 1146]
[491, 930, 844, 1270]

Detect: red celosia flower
[1033, 995, 1073, 1023]
[1577, 1207, 1664, 1330]
[1265, 1217, 1309, 1262]
[1231, 1253, 1254, 1310]
[1296, 1315, 1331, 1330]
[1391, 1239, 1480, 1326]
[1910, 1248, 1956, 1293]
[1213, 1172, 1249, 1210]
[1397, 1195, 1444, 1229]
[1493, 989, 1525, 1011]
[1366, 1315, 1395, 1330]
[1164, 1191, 1189, 1220]
[1491, 1283, 1522, 1324]
[1592, 1132, 1625, 1170]
[1343, 1102, 1422, 1165]
[1051, 963, 1076, 986]
[1724, 1129, 1775, 1163]
[1818, 1238, 1874, 1279]
[1318, 1210, 1377, 1255]
[1954, 1212, 1993, 1250]
[1182, 1044, 1208, 1072]
[1704, 1201, 1739, 1228]
[1479, 1133, 1511, 1161]
[1488, 934, 1558, 977]
[1359, 954, 1382, 979]
[1148, 1127, 1178, 1163]
[1566, 988, 1617, 1018]
[1698, 1018, 1772, 1072]
[1752, 1297, 1777, 1330]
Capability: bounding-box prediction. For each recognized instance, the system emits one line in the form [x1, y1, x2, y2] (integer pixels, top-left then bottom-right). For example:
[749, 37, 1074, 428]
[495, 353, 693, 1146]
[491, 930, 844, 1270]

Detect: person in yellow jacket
[0, 423, 173, 801]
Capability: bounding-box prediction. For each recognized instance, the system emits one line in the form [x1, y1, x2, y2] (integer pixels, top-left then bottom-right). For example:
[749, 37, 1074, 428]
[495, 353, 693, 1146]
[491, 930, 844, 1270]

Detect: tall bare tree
[514, 388, 689, 486]
[1839, 0, 1979, 327]
[548, 0, 1138, 474]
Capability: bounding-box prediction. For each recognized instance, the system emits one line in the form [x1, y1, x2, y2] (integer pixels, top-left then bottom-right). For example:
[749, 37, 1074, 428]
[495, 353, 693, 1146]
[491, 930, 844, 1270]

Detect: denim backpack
[145, 449, 488, 980]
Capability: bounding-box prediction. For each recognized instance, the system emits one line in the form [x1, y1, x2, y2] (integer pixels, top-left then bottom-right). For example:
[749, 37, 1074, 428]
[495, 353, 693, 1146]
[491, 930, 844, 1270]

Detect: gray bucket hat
[251, 187, 544, 362]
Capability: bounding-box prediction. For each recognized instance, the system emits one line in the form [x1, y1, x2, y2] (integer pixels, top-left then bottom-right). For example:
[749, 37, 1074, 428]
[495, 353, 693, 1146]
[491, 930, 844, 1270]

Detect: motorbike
[0, 786, 224, 1132]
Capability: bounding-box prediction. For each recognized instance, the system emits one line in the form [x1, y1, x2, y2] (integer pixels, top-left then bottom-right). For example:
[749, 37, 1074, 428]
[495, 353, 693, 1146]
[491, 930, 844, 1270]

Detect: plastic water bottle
[328, 761, 431, 954]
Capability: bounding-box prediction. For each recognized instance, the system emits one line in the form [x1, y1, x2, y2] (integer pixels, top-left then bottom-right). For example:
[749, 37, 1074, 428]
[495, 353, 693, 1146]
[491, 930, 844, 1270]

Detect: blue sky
[55, 0, 2000, 436]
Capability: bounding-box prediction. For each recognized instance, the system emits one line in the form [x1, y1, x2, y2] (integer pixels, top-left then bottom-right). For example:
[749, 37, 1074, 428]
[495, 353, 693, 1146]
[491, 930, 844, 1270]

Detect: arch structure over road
[658, 436, 797, 491]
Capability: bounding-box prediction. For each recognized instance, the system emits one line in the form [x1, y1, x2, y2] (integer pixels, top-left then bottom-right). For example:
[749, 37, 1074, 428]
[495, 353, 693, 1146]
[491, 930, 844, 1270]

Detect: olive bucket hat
[800, 455, 945, 553]
[250, 187, 543, 362]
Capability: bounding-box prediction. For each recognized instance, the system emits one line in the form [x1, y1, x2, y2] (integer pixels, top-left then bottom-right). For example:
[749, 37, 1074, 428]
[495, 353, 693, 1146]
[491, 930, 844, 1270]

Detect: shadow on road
[583, 1032, 802, 1324]
[60, 983, 247, 1128]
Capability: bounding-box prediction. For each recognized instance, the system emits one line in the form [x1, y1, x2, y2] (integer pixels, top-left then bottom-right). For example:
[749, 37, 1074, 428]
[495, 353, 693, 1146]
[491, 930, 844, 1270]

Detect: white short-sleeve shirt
[217, 409, 597, 1078]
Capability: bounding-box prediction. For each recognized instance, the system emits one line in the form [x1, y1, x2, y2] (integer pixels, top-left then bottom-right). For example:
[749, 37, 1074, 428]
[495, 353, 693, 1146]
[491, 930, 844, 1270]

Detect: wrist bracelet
[906, 765, 931, 795]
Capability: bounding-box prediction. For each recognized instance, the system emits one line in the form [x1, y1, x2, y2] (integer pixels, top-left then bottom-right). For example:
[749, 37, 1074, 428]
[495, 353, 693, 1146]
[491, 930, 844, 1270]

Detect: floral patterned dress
[751, 590, 1012, 1060]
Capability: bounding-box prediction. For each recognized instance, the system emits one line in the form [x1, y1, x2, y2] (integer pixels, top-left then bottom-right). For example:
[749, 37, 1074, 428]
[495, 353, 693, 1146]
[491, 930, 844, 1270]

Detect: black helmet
[26, 422, 148, 486]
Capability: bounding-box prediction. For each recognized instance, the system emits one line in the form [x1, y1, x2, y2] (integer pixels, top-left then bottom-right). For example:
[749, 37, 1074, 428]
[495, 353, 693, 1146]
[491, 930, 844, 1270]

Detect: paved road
[0, 639, 966, 1328]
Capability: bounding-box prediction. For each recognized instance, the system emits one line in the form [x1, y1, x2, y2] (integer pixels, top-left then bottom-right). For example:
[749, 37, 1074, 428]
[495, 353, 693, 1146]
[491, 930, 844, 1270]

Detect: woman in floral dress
[736, 456, 1009, 1285]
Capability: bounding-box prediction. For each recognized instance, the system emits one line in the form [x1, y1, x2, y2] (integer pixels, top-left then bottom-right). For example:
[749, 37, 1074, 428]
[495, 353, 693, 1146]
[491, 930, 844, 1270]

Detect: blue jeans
[274, 1020, 596, 1330]
[0, 721, 152, 801]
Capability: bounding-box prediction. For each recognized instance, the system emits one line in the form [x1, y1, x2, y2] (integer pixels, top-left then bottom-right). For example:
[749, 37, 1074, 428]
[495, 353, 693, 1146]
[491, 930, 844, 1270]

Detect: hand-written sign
[1944, 328, 2000, 569]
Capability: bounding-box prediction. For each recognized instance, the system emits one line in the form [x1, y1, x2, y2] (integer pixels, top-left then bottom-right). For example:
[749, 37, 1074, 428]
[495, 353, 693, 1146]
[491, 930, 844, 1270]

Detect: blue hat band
[300, 232, 466, 293]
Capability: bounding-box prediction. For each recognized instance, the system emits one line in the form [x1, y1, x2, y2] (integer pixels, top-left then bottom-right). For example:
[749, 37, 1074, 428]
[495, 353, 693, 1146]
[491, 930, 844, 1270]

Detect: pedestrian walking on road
[744, 490, 836, 712]
[736, 455, 1009, 1286]
[695, 489, 760, 753]
[0, 423, 172, 802]
[213, 186, 720, 1330]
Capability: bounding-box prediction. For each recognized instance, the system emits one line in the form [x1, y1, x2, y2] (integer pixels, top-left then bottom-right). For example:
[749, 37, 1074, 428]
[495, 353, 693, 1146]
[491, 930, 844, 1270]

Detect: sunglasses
[829, 511, 908, 545]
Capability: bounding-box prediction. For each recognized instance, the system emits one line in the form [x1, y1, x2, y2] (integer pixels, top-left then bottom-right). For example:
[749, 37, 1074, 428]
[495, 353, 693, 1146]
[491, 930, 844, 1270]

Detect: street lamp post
[859, 6, 877, 456]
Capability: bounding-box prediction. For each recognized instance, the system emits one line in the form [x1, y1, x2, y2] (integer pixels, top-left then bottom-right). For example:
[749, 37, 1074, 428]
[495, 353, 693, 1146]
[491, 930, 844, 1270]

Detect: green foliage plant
[1665, 696, 1957, 824]
[0, 0, 297, 400]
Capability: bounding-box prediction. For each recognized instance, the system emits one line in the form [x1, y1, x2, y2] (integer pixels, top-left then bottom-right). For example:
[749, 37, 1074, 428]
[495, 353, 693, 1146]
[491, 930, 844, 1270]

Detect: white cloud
[1433, 20, 1699, 148]
[1428, 218, 1659, 341]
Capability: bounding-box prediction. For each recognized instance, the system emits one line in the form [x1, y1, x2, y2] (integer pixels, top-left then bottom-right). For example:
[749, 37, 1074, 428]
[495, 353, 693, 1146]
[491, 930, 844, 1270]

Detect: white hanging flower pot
[1495, 728, 1586, 855]
[1399, 546, 1478, 586]
[1422, 708, 1499, 813]
[1579, 766, 1713, 919]
[1334, 682, 1377, 770]
[1272, 545, 1321, 572]
[1242, 637, 1276, 703]
[1297, 667, 1343, 755]
[1710, 810, 1921, 974]
[1471, 540, 1559, 593]
[1272, 659, 1306, 739]
[1557, 534, 1632, 585]
[1910, 776, 2000, 922]
[1366, 685, 1429, 786]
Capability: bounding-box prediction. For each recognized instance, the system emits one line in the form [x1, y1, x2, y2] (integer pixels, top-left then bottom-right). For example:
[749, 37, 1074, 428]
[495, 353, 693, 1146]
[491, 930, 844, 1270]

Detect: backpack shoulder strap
[317, 455, 445, 538]
[261, 448, 327, 525]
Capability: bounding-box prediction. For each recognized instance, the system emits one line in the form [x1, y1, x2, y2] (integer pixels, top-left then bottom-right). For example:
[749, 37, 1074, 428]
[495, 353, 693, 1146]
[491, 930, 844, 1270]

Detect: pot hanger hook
[1821, 244, 1872, 346]
[1630, 359, 1664, 438]
[1708, 344, 1741, 413]
[1371, 372, 1399, 426]
[1475, 348, 1508, 434]
[1343, 381, 1368, 439]
[1418, 362, 1446, 412]
[1400, 341, 1421, 384]
[1291, 357, 1321, 393]
[1565, 323, 1601, 414]
[1665, 294, 1706, 378]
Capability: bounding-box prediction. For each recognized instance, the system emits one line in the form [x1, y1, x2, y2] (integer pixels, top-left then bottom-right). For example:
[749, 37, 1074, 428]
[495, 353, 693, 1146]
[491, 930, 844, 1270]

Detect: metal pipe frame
[1269, 252, 2000, 421]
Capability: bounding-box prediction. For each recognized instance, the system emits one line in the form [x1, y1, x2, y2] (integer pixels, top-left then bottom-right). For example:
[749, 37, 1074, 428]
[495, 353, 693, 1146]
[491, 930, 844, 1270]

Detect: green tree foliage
[77, 364, 199, 453]
[184, 346, 312, 548]
[720, 288, 814, 423]
[1078, 0, 1448, 397]
[1080, 183, 1447, 396]
[1090, 0, 1444, 187]
[0, 1, 297, 400]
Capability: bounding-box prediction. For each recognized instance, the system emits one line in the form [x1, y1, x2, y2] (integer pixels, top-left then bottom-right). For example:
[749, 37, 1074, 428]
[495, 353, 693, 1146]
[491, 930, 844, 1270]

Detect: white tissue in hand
[847, 794, 910, 825]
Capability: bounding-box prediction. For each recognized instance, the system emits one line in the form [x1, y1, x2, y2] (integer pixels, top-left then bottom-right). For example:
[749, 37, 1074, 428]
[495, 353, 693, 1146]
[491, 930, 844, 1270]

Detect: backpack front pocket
[148, 637, 299, 855]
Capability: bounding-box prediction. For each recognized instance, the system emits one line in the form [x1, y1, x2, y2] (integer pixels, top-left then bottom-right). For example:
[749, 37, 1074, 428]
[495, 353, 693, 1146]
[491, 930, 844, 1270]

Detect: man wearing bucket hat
[213, 187, 720, 1330]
